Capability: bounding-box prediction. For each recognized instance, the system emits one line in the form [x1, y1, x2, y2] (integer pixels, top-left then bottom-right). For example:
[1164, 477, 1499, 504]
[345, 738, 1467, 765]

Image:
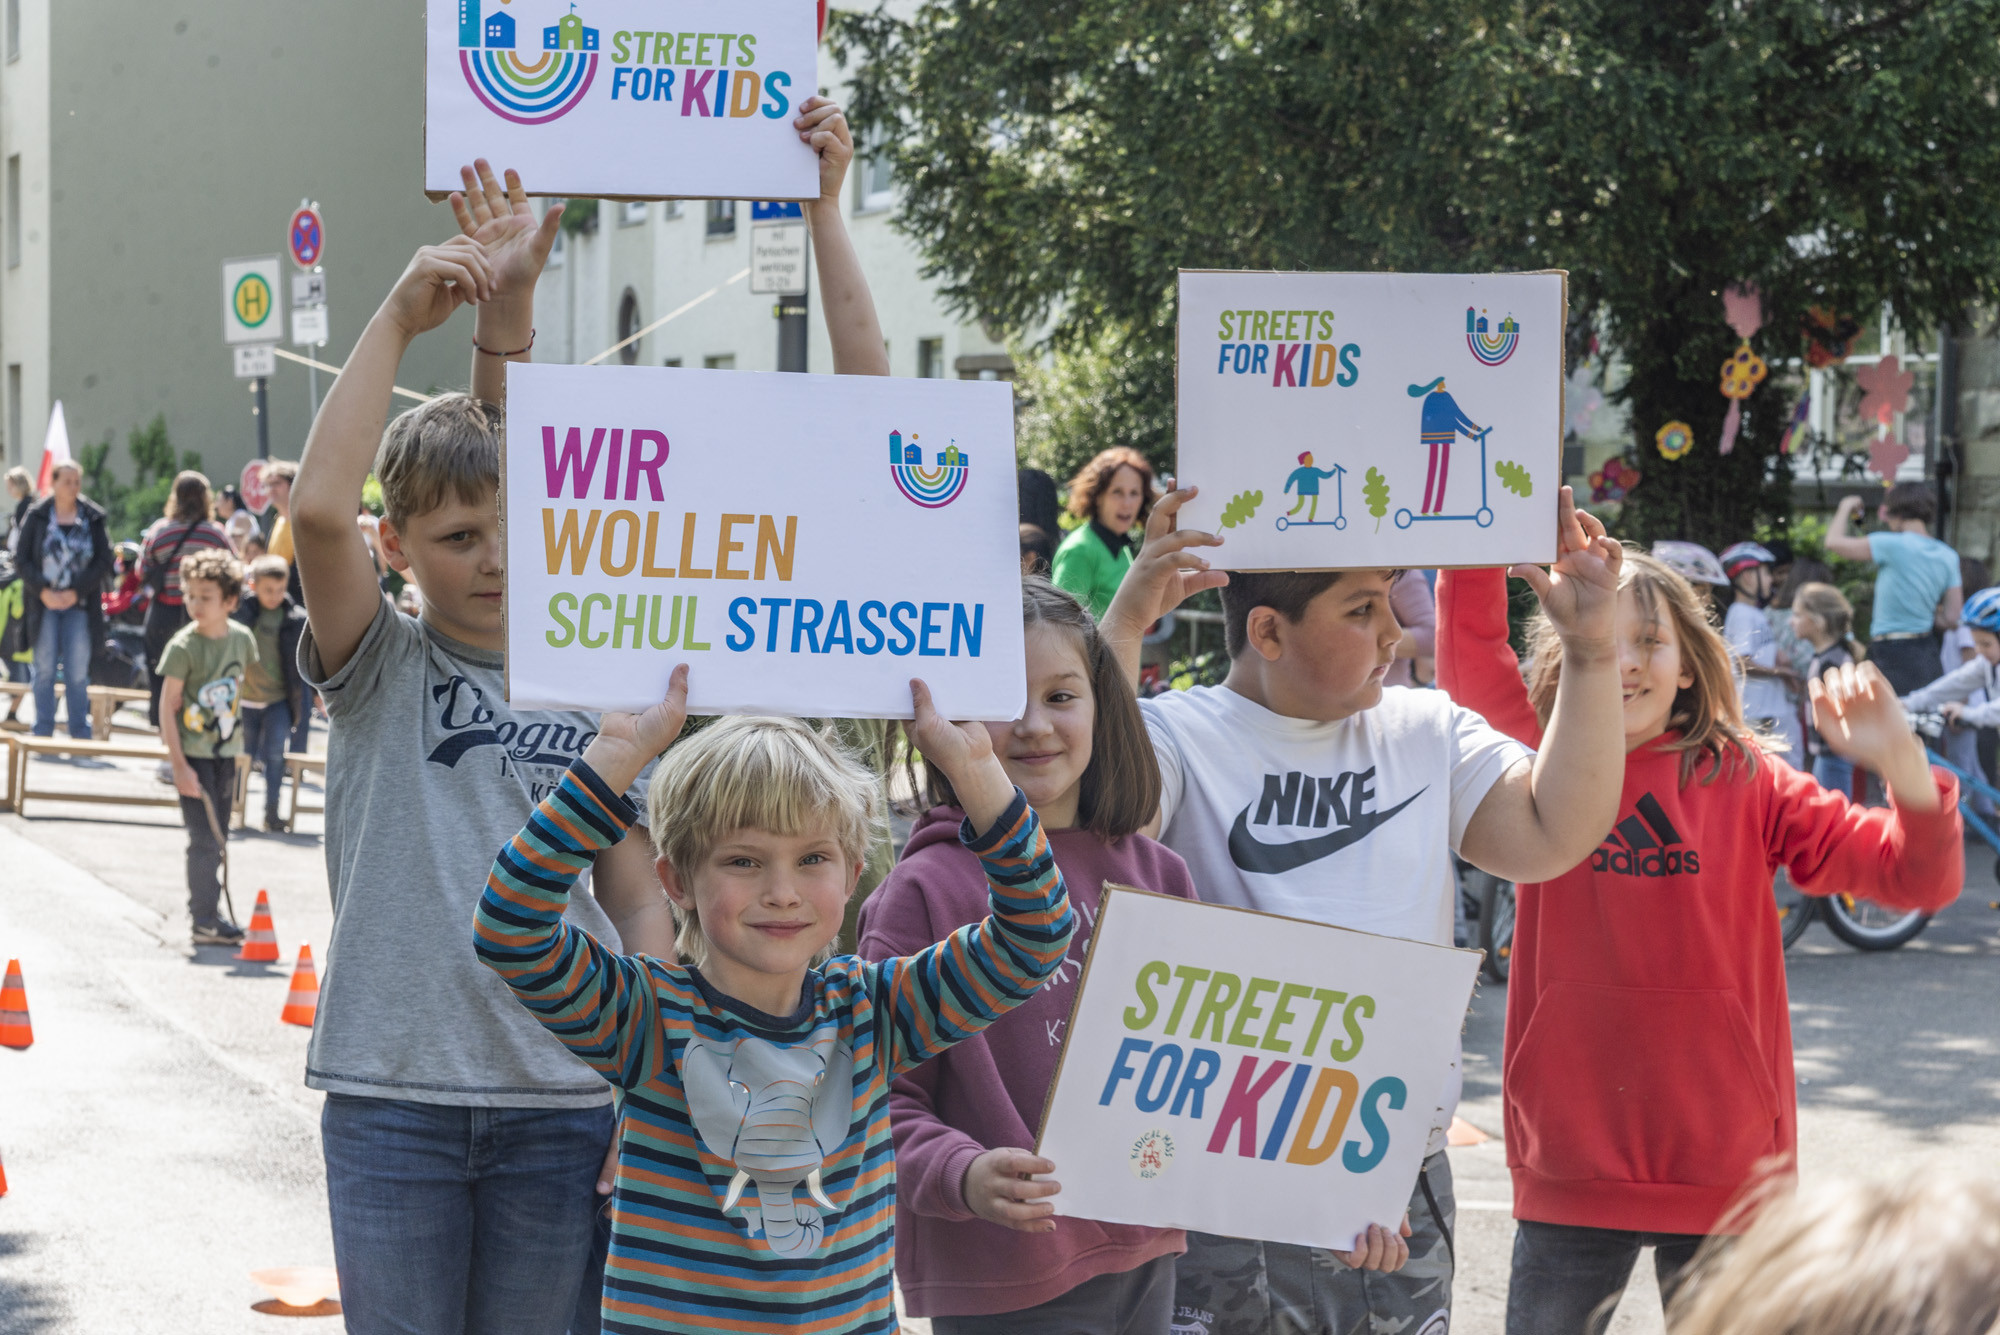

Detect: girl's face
[1975, 629, 2000, 664]
[1790, 607, 1829, 645]
[1097, 466, 1145, 533]
[984, 624, 1095, 829]
[1617, 585, 1693, 749]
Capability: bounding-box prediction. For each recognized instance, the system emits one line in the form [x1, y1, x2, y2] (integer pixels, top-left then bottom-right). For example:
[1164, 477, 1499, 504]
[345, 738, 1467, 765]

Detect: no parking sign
[288, 205, 325, 269]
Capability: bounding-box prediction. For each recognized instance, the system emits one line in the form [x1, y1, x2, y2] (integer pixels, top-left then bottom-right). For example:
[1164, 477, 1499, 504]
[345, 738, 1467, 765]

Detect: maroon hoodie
[857, 806, 1195, 1318]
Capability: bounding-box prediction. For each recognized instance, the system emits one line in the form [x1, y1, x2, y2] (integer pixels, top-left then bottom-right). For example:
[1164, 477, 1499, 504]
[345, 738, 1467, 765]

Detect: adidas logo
[1591, 792, 1701, 877]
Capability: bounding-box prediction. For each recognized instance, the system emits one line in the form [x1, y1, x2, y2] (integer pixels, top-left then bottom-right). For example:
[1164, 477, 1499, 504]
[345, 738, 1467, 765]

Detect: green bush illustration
[1364, 467, 1390, 531]
[1495, 459, 1533, 498]
[1220, 489, 1263, 528]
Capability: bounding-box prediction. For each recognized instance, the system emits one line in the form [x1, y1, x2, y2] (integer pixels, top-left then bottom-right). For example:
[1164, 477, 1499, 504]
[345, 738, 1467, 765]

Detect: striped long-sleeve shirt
[475, 761, 1074, 1334]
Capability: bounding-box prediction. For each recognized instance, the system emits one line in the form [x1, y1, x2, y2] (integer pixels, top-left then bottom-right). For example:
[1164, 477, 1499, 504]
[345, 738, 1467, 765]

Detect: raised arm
[1101, 485, 1230, 686]
[1458, 488, 1626, 883]
[449, 161, 563, 406]
[797, 97, 889, 377]
[1824, 495, 1874, 562]
[1436, 568, 1544, 748]
[293, 239, 493, 675]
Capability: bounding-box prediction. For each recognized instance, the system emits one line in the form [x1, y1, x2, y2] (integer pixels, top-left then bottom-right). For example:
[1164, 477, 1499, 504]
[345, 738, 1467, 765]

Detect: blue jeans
[1507, 1220, 1705, 1335]
[31, 604, 92, 739]
[321, 1093, 614, 1335]
[241, 700, 292, 821]
[1812, 751, 1856, 802]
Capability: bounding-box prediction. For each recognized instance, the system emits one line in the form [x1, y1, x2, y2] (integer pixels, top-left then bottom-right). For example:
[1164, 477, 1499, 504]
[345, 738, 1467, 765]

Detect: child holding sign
[1436, 556, 1961, 1333]
[1102, 486, 1629, 1335]
[858, 578, 1198, 1332]
[474, 667, 1075, 1333]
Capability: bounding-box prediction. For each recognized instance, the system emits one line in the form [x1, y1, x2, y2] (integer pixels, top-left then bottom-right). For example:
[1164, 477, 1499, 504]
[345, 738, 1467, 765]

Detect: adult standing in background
[4, 466, 33, 557]
[215, 483, 259, 554]
[17, 461, 112, 740]
[138, 472, 233, 726]
[1384, 569, 1437, 687]
[1051, 447, 1156, 619]
[262, 460, 305, 600]
[1826, 483, 1962, 695]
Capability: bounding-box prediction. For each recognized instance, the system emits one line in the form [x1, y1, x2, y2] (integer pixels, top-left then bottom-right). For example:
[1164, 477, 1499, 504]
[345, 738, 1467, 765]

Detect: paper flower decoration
[1723, 285, 1763, 341]
[1715, 286, 1767, 456]
[1589, 456, 1640, 504]
[1777, 394, 1810, 455]
[1855, 355, 1914, 427]
[1656, 421, 1695, 460]
[1802, 308, 1863, 368]
[1720, 344, 1768, 400]
[1869, 437, 1911, 480]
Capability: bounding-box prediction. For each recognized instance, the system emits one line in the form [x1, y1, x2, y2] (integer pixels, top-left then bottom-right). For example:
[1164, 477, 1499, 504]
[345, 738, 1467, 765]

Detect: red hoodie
[856, 807, 1194, 1317]
[1437, 568, 1962, 1235]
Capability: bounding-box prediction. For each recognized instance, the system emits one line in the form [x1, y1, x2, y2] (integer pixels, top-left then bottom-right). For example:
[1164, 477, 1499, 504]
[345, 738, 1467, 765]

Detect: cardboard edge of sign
[1172, 267, 1571, 573]
[1029, 884, 1485, 1160]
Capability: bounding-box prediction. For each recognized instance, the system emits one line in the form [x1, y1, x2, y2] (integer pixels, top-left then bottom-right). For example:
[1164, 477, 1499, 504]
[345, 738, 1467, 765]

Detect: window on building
[856, 129, 894, 212]
[663, 357, 682, 367]
[663, 199, 684, 219]
[5, 156, 18, 269]
[617, 289, 642, 365]
[706, 200, 737, 237]
[703, 354, 736, 370]
[621, 200, 647, 226]
[6, 0, 18, 62]
[917, 338, 946, 379]
[6, 365, 17, 463]
[547, 224, 565, 268]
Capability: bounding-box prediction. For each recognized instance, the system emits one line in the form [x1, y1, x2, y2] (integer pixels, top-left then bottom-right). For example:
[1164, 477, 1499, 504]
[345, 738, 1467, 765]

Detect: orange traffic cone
[237, 890, 280, 963]
[0, 1145, 8, 1196]
[280, 945, 319, 1028]
[0, 960, 31, 1049]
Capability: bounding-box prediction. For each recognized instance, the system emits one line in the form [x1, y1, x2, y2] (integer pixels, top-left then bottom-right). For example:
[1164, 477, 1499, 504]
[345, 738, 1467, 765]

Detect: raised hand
[1510, 486, 1621, 648]
[1111, 485, 1230, 628]
[581, 665, 690, 796]
[380, 236, 492, 340]
[910, 677, 1014, 835]
[449, 160, 563, 308]
[962, 1148, 1060, 1234]
[1811, 661, 1937, 810]
[794, 97, 855, 202]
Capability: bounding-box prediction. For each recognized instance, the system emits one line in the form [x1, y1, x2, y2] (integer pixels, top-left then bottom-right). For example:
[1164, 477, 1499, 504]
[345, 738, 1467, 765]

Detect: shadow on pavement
[0, 1231, 65, 1334]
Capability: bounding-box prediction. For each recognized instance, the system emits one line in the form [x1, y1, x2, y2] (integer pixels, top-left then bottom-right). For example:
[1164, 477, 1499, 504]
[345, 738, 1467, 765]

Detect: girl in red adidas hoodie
[1437, 551, 1961, 1335]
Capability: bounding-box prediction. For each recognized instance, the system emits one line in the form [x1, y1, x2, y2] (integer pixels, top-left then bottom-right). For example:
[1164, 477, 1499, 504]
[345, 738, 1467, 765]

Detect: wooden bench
[281, 752, 326, 832]
[0, 681, 154, 738]
[10, 735, 249, 823]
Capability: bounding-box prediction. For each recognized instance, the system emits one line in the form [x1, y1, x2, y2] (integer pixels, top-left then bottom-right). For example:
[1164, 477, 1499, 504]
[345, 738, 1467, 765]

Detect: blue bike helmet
[1964, 587, 2000, 634]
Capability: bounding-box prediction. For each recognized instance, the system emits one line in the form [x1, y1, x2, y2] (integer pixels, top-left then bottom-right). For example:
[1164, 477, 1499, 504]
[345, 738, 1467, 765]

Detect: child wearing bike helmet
[1903, 586, 2000, 728]
[1436, 550, 1962, 1334]
[1720, 541, 1801, 765]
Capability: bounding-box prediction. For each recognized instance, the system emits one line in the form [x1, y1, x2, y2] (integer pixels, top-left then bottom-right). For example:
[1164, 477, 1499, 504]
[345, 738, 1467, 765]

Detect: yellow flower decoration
[1655, 420, 1694, 460]
[1719, 341, 1768, 400]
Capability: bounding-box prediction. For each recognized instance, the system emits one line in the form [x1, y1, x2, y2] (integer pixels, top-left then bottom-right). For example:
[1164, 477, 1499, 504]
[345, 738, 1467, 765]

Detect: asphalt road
[1, 734, 1996, 1333]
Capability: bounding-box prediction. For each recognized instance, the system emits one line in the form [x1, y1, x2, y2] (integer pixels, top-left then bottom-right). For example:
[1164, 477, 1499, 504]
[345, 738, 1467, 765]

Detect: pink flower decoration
[1868, 436, 1911, 480]
[1723, 284, 1763, 340]
[1855, 355, 1914, 427]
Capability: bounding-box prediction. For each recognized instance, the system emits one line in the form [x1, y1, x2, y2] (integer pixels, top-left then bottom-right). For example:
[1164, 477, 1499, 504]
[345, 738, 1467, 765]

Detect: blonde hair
[1525, 546, 1774, 785]
[248, 554, 291, 582]
[1792, 581, 1865, 662]
[1669, 1172, 2000, 1335]
[647, 715, 883, 967]
[374, 393, 499, 529]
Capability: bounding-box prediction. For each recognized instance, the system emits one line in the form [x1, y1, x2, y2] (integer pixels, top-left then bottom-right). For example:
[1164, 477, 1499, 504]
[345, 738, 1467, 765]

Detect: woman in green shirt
[1050, 447, 1155, 619]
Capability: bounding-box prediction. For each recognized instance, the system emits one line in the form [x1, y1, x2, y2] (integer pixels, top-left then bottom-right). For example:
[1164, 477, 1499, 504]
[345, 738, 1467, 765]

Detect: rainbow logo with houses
[889, 431, 971, 508]
[459, 1, 600, 125]
[1466, 307, 1521, 366]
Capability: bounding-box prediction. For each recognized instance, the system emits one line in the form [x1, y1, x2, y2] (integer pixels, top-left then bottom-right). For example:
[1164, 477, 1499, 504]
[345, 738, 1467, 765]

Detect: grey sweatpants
[1171, 1151, 1454, 1335]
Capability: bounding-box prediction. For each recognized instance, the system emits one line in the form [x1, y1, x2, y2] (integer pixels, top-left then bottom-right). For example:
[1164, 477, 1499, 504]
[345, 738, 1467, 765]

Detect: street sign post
[233, 345, 276, 378]
[292, 273, 327, 307]
[288, 204, 325, 269]
[750, 222, 809, 295]
[240, 459, 272, 515]
[292, 306, 329, 347]
[223, 258, 282, 345]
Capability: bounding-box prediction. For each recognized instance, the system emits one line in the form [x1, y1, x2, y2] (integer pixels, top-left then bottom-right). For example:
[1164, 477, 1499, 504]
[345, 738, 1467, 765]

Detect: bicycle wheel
[1773, 870, 1815, 949]
[1821, 893, 1931, 951]
[1475, 870, 1516, 982]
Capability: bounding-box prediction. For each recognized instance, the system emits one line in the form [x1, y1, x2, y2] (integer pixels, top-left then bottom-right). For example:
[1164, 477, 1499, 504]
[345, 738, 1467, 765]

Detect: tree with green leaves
[833, 0, 2000, 548]
[77, 415, 204, 541]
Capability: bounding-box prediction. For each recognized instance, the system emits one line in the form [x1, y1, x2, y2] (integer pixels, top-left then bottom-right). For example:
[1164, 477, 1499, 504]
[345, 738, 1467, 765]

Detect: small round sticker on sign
[1129, 1129, 1175, 1181]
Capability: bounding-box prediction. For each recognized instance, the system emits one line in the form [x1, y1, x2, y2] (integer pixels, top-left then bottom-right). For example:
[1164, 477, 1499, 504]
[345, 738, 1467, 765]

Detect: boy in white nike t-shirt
[1101, 485, 1627, 1335]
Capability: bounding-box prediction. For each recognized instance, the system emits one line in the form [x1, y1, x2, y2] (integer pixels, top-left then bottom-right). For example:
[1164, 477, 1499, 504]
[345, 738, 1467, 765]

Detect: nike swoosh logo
[1227, 787, 1429, 875]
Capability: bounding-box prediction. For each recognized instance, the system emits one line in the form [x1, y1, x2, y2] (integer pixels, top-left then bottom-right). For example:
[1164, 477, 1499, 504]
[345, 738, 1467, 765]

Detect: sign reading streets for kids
[425, 0, 820, 201]
[1176, 270, 1568, 571]
[502, 363, 1024, 721]
[1036, 889, 1480, 1251]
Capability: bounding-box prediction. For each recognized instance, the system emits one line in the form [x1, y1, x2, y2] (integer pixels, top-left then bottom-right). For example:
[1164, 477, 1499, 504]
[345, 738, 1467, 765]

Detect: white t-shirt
[1141, 683, 1531, 1154]
[1725, 601, 1791, 723]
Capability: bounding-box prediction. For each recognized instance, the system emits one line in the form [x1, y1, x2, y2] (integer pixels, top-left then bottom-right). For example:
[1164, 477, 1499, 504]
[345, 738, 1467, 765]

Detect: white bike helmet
[1650, 541, 1730, 587]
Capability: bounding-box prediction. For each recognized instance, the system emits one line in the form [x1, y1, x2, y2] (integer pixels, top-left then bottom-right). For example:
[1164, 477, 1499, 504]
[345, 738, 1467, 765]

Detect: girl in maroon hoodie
[858, 578, 1195, 1333]
[1437, 553, 1962, 1334]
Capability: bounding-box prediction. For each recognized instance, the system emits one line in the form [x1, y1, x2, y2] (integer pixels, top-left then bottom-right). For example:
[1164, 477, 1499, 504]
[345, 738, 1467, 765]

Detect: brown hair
[1064, 447, 1157, 529]
[1220, 570, 1351, 658]
[248, 554, 291, 583]
[1883, 481, 1937, 524]
[374, 394, 500, 529]
[262, 460, 299, 486]
[167, 470, 212, 524]
[1524, 547, 1774, 785]
[177, 547, 243, 602]
[920, 577, 1160, 839]
[1792, 582, 1864, 662]
[1667, 1171, 2000, 1335]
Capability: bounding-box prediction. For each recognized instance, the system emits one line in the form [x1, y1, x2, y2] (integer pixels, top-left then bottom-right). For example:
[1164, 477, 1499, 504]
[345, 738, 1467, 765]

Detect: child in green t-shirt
[158, 547, 259, 946]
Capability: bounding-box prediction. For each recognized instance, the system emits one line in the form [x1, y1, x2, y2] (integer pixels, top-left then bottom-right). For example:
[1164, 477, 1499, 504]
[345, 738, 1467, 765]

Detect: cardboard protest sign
[426, 0, 819, 201]
[1035, 888, 1480, 1250]
[502, 363, 1024, 720]
[1175, 270, 1567, 571]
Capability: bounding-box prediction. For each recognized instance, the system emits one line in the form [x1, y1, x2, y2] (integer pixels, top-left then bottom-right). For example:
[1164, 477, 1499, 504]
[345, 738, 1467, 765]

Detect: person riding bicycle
[1902, 586, 2000, 730]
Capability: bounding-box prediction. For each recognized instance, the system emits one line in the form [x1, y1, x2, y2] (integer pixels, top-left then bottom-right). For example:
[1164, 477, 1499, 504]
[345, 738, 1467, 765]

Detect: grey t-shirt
[300, 597, 645, 1107]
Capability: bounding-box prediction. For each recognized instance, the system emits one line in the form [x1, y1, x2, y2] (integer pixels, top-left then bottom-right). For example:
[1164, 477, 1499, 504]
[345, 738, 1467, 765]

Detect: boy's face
[254, 574, 287, 611]
[183, 577, 238, 630]
[379, 495, 503, 647]
[1241, 570, 1403, 722]
[1974, 629, 2000, 664]
[658, 828, 861, 996]
[1732, 567, 1770, 602]
[267, 475, 292, 513]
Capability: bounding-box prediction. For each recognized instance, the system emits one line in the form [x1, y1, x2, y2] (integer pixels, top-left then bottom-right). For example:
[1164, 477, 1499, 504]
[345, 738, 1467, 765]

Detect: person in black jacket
[233, 554, 308, 831]
[16, 461, 114, 739]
